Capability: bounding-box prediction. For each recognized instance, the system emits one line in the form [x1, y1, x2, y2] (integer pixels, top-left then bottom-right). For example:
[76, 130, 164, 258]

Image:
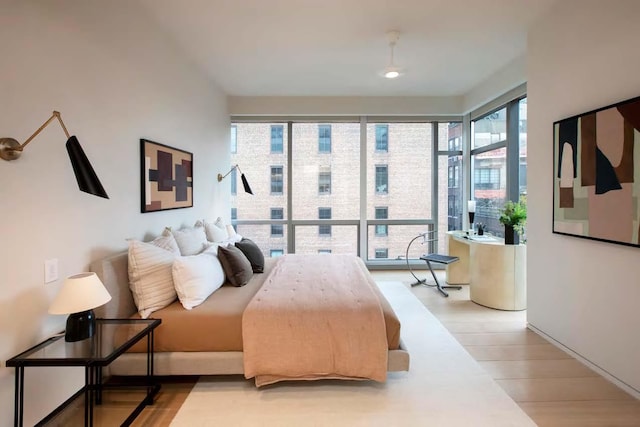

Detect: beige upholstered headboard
[91, 251, 137, 319]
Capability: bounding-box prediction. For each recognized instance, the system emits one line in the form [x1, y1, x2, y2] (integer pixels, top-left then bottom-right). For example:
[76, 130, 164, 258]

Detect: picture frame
[553, 95, 640, 247]
[140, 139, 193, 213]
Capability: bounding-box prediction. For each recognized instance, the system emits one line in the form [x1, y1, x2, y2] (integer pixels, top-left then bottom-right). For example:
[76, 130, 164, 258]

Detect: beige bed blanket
[242, 254, 388, 387]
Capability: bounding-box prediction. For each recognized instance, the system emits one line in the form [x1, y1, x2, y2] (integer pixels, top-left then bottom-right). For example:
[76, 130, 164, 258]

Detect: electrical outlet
[44, 258, 59, 284]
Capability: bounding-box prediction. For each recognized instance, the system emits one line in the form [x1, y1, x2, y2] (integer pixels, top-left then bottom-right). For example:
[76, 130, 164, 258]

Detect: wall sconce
[0, 111, 109, 198]
[49, 272, 112, 342]
[218, 164, 253, 194]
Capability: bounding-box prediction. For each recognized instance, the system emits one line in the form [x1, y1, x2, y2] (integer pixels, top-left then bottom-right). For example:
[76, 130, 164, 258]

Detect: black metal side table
[6, 318, 161, 427]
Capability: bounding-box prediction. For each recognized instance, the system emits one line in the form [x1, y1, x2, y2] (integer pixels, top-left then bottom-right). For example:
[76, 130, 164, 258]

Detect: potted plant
[499, 196, 527, 244]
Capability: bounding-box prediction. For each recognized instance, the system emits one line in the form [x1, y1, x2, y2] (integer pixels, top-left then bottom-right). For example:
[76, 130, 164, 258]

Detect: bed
[91, 250, 410, 382]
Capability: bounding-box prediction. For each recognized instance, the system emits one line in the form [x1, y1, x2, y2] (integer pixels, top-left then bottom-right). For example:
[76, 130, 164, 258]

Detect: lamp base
[0, 138, 22, 161]
[65, 309, 96, 342]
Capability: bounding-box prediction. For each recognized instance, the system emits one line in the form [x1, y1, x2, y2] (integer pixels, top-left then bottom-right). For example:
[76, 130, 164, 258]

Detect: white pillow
[196, 219, 228, 242]
[167, 225, 208, 256]
[172, 248, 225, 310]
[215, 217, 243, 243]
[128, 240, 178, 319]
[149, 233, 180, 254]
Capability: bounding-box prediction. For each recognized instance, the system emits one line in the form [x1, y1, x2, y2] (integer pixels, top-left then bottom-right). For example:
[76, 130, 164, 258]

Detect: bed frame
[91, 251, 410, 376]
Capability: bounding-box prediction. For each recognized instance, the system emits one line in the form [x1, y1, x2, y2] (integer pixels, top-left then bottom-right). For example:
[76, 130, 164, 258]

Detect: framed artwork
[140, 139, 193, 213]
[553, 95, 640, 247]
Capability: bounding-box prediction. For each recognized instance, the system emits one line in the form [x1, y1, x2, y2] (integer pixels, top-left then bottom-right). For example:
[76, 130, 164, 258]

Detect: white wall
[527, 0, 640, 395]
[228, 95, 463, 117]
[0, 1, 229, 425]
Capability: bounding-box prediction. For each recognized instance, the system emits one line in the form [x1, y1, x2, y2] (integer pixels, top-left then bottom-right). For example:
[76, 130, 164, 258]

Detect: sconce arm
[217, 164, 240, 182]
[1, 111, 71, 161]
[20, 111, 70, 150]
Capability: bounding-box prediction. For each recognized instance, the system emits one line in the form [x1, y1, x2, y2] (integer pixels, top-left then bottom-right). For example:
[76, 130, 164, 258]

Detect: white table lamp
[49, 272, 112, 342]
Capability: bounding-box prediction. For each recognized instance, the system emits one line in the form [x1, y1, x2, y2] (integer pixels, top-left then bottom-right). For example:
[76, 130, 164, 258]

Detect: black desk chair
[406, 231, 462, 297]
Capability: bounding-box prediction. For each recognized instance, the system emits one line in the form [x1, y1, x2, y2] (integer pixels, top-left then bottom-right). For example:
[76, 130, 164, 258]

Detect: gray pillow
[217, 244, 253, 287]
[235, 238, 265, 273]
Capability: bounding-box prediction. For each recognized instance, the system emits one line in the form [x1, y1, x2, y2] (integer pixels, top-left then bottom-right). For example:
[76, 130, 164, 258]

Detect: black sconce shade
[241, 173, 253, 195]
[66, 136, 109, 199]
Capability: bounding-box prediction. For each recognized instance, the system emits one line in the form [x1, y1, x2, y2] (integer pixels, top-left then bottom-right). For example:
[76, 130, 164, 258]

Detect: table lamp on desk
[468, 200, 476, 233]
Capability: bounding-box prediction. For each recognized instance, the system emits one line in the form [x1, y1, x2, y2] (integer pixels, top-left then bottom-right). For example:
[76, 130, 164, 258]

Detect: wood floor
[374, 269, 640, 427]
[53, 270, 640, 426]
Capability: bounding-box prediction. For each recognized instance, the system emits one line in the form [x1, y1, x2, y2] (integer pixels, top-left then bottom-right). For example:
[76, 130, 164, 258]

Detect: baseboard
[527, 323, 640, 400]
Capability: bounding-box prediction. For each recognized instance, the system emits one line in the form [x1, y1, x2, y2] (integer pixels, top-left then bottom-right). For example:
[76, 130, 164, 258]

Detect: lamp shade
[241, 173, 253, 195]
[66, 136, 109, 199]
[468, 200, 476, 213]
[49, 272, 112, 315]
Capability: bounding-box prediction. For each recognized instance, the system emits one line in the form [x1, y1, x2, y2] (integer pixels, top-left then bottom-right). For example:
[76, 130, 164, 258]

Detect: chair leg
[426, 260, 462, 298]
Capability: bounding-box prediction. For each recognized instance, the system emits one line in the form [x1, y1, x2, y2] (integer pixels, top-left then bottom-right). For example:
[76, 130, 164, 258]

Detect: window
[375, 124, 388, 151]
[448, 136, 460, 151]
[474, 168, 501, 189]
[318, 168, 331, 195]
[271, 166, 283, 194]
[270, 249, 284, 258]
[271, 125, 283, 153]
[230, 125, 237, 154]
[271, 208, 283, 236]
[318, 124, 331, 153]
[318, 249, 332, 254]
[375, 165, 388, 194]
[375, 207, 388, 236]
[230, 168, 237, 195]
[470, 96, 526, 237]
[230, 208, 237, 232]
[318, 207, 331, 236]
[375, 248, 388, 259]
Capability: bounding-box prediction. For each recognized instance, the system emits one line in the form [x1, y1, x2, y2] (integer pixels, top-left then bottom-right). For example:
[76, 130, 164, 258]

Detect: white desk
[446, 231, 526, 311]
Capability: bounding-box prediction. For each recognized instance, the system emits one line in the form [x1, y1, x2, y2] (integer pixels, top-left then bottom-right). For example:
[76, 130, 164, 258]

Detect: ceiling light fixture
[383, 30, 402, 79]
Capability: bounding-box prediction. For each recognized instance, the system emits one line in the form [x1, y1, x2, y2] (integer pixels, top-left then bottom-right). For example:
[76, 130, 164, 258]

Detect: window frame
[270, 125, 284, 153]
[375, 165, 389, 194]
[270, 165, 284, 195]
[318, 124, 332, 153]
[375, 124, 388, 152]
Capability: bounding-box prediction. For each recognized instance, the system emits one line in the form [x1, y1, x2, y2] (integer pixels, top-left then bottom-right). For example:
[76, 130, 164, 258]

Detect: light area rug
[170, 282, 535, 427]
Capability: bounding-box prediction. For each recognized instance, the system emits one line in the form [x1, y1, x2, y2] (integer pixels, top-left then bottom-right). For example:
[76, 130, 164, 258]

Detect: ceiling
[137, 0, 556, 97]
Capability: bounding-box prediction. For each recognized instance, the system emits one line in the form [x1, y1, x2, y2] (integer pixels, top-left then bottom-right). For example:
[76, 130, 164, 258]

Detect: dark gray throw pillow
[235, 238, 265, 273]
[217, 244, 253, 287]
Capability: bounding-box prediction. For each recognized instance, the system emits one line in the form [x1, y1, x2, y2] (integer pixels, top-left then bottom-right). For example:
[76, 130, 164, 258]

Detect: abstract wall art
[553, 95, 640, 247]
[140, 139, 193, 213]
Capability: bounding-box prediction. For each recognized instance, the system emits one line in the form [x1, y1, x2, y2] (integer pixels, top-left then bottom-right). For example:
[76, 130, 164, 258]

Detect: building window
[448, 165, 460, 188]
[474, 168, 500, 189]
[375, 248, 388, 259]
[231, 125, 237, 154]
[271, 208, 283, 236]
[318, 249, 332, 254]
[230, 168, 237, 195]
[448, 136, 461, 151]
[375, 207, 388, 236]
[375, 165, 388, 194]
[318, 207, 331, 236]
[271, 166, 283, 194]
[270, 249, 284, 258]
[318, 124, 331, 153]
[318, 168, 331, 195]
[375, 124, 388, 151]
[271, 125, 283, 153]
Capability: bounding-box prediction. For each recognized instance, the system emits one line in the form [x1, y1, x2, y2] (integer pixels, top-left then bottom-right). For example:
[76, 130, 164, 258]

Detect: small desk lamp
[49, 273, 112, 342]
[468, 200, 476, 233]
